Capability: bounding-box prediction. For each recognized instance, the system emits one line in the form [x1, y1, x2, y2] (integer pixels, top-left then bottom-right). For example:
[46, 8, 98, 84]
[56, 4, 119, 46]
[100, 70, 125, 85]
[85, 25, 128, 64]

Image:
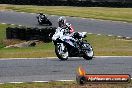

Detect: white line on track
[30, 13, 35, 14]
[108, 34, 113, 36]
[0, 80, 74, 84]
[126, 37, 131, 39]
[32, 81, 49, 83]
[56, 80, 74, 82]
[87, 33, 93, 34]
[11, 24, 15, 25]
[45, 56, 132, 59]
[97, 34, 101, 36]
[0, 56, 132, 60]
[51, 15, 56, 17]
[95, 56, 132, 58]
[1, 23, 6, 24]
[123, 22, 127, 23]
[0, 58, 44, 60]
[82, 18, 86, 19]
[0, 78, 132, 84]
[90, 19, 95, 20]
[8, 82, 24, 84]
[117, 36, 122, 38]
[18, 25, 22, 26]
[20, 12, 25, 13]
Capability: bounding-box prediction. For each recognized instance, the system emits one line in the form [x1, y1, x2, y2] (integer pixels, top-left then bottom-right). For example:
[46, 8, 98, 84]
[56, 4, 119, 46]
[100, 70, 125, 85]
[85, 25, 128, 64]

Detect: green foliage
[0, 43, 4, 49]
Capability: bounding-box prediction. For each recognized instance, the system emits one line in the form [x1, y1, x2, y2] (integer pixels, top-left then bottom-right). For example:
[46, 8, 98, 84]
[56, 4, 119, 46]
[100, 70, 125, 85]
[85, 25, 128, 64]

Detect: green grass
[0, 81, 132, 88]
[0, 24, 132, 58]
[0, 24, 8, 48]
[0, 43, 55, 58]
[0, 24, 7, 41]
[87, 34, 132, 56]
[0, 4, 132, 22]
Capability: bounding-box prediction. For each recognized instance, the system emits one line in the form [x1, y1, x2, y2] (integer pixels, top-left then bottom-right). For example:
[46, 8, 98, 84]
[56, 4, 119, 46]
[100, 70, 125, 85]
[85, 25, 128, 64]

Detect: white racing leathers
[52, 27, 94, 60]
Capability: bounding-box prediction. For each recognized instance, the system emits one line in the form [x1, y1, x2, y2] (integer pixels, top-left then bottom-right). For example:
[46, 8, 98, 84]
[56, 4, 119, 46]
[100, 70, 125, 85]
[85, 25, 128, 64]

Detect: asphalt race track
[0, 57, 132, 83]
[0, 11, 132, 37]
[0, 11, 132, 83]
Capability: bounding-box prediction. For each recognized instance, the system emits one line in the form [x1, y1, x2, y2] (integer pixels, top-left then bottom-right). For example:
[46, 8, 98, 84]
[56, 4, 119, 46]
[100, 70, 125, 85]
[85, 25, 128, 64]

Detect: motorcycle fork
[58, 43, 67, 53]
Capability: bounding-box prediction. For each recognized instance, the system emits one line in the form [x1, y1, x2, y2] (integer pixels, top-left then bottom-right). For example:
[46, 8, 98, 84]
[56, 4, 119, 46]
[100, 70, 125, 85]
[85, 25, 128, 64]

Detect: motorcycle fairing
[60, 35, 76, 47]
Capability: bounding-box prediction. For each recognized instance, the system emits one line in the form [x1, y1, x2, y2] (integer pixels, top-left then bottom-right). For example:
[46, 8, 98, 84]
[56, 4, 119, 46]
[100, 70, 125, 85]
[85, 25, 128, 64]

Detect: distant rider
[37, 13, 47, 22]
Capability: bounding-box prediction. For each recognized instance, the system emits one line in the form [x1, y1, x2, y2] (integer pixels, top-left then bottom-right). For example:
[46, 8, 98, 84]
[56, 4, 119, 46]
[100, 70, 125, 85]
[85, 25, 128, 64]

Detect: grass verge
[0, 4, 132, 22]
[0, 24, 132, 58]
[0, 81, 132, 88]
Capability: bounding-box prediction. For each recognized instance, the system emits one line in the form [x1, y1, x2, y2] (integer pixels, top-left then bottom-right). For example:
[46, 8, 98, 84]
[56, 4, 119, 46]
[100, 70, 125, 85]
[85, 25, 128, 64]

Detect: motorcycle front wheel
[38, 20, 43, 25]
[55, 43, 69, 60]
[82, 43, 94, 60]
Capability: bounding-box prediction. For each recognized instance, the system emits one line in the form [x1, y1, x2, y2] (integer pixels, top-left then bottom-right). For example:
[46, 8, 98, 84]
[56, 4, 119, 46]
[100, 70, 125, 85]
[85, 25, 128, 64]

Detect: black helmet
[39, 13, 43, 15]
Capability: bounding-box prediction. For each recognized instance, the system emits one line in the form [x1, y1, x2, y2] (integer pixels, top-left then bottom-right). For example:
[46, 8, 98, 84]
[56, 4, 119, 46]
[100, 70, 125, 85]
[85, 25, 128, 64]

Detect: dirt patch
[4, 40, 38, 48]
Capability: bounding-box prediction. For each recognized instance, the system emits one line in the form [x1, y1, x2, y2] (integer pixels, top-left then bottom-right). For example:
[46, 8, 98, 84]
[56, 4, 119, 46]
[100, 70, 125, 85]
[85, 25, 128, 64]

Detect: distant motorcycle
[36, 14, 52, 26]
[52, 27, 94, 60]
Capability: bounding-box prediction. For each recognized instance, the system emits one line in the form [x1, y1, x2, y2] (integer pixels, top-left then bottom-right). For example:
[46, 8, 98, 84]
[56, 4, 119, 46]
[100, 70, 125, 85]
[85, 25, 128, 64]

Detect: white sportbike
[52, 27, 94, 60]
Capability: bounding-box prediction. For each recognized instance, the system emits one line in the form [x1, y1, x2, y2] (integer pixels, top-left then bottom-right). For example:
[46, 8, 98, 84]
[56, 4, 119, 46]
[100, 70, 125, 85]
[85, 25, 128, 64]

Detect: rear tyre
[48, 22, 52, 26]
[55, 43, 68, 61]
[47, 20, 52, 26]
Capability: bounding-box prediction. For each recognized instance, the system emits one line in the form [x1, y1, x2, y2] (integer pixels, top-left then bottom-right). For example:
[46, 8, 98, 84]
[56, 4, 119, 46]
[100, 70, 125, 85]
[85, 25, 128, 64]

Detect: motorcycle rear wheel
[47, 20, 52, 26]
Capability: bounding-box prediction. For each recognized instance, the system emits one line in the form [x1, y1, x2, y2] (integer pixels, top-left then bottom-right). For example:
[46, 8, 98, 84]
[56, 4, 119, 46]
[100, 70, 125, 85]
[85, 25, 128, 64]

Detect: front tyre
[82, 43, 94, 60]
[38, 20, 43, 25]
[55, 43, 68, 60]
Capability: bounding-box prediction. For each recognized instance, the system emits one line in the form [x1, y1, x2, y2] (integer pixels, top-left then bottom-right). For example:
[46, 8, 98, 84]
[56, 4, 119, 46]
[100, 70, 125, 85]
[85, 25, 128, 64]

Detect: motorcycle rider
[52, 16, 75, 52]
[58, 17, 86, 50]
[37, 13, 47, 22]
[58, 16, 74, 34]
[52, 16, 75, 41]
